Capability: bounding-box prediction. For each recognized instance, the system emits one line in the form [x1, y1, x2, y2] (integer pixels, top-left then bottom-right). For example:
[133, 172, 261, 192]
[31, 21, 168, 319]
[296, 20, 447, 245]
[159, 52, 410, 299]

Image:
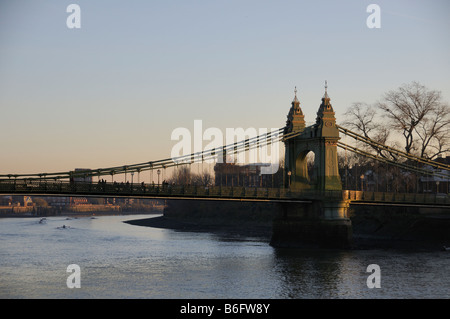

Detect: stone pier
[270, 200, 352, 249]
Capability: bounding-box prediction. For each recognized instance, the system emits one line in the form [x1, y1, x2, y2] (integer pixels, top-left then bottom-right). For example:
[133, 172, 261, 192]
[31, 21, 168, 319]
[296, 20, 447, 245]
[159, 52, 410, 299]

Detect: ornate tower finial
[317, 79, 335, 124]
[286, 85, 305, 133]
[293, 86, 299, 103]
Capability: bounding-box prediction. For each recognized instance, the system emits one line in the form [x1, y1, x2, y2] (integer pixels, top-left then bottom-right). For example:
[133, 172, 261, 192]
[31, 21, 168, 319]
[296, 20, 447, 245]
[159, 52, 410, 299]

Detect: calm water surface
[0, 214, 449, 298]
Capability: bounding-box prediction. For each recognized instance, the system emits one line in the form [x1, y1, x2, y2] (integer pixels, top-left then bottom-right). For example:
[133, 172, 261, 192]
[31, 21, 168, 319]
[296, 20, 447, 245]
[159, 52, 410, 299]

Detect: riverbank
[125, 200, 450, 251]
[0, 206, 163, 218]
[127, 215, 450, 251]
[124, 216, 272, 239]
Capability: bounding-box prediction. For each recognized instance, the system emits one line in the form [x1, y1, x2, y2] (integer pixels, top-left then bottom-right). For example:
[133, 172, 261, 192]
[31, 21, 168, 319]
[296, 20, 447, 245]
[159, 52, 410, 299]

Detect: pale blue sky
[1, 0, 449, 175]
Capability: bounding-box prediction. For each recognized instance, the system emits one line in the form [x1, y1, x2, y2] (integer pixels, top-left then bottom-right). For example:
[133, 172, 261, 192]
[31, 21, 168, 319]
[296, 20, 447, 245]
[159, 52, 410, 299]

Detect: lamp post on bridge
[360, 174, 365, 192]
[287, 171, 292, 188]
[157, 169, 161, 185]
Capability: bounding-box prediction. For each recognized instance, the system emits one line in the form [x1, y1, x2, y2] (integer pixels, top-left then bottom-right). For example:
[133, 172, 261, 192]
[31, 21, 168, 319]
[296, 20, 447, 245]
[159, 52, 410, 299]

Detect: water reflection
[273, 249, 351, 298]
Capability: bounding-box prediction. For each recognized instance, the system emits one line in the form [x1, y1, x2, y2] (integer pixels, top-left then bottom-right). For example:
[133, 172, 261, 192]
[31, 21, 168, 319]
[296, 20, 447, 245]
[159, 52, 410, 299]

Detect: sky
[1, 0, 449, 178]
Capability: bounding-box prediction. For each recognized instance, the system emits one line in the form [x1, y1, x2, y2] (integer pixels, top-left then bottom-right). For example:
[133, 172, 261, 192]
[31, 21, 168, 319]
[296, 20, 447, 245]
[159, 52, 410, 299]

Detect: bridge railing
[0, 180, 301, 200]
[1, 180, 449, 204]
[0, 181, 344, 201]
[343, 190, 450, 204]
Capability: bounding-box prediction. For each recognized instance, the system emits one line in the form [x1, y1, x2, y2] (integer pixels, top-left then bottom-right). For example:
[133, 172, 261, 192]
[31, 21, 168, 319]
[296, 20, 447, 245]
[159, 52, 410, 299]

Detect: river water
[0, 214, 448, 299]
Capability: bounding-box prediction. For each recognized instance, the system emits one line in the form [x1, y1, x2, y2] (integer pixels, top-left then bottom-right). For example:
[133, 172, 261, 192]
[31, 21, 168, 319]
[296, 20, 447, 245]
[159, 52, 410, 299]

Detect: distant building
[45, 197, 70, 207]
[0, 196, 12, 206]
[8, 196, 33, 207]
[419, 156, 450, 194]
[70, 168, 93, 183]
[69, 197, 89, 206]
[214, 162, 272, 187]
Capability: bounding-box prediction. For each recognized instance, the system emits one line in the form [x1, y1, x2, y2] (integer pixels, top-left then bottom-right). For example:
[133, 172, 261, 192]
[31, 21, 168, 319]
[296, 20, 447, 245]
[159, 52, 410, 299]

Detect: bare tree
[342, 102, 392, 159]
[168, 166, 192, 185]
[343, 102, 377, 139]
[169, 166, 214, 186]
[377, 81, 449, 158]
[414, 102, 450, 159]
[191, 171, 213, 187]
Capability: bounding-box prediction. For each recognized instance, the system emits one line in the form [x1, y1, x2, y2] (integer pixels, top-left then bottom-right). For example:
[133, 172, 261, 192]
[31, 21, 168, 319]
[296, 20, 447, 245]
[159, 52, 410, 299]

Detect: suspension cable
[336, 124, 450, 171]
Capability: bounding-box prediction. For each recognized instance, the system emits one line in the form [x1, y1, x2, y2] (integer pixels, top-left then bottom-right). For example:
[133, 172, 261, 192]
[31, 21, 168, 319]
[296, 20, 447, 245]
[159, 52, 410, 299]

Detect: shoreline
[125, 215, 450, 251]
[0, 210, 162, 219]
[124, 216, 273, 239]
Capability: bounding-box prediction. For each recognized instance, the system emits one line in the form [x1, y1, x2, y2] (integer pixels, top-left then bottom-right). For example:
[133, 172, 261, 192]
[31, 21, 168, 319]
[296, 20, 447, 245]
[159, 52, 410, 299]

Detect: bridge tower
[271, 83, 351, 248]
[284, 82, 342, 191]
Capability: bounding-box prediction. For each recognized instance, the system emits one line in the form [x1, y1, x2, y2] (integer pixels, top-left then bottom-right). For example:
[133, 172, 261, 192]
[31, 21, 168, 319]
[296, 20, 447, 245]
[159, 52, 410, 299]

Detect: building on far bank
[419, 156, 450, 194]
[0, 196, 33, 207]
[70, 168, 93, 183]
[0, 196, 12, 206]
[7, 196, 33, 207]
[214, 162, 273, 187]
[45, 197, 70, 207]
[45, 196, 90, 206]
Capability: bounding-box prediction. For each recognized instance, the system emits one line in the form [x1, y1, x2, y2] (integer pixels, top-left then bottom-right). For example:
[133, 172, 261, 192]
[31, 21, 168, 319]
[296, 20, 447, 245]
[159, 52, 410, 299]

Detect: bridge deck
[0, 181, 449, 206]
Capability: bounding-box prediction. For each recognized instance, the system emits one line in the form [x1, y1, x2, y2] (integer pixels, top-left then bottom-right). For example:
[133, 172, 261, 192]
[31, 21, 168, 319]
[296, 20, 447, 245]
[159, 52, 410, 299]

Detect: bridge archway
[292, 149, 310, 188]
[290, 148, 318, 189]
[295, 149, 319, 187]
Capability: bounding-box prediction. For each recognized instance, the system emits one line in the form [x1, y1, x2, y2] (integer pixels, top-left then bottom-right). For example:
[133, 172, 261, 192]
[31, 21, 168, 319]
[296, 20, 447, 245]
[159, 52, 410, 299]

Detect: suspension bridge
[2, 86, 447, 204]
[1, 85, 449, 247]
